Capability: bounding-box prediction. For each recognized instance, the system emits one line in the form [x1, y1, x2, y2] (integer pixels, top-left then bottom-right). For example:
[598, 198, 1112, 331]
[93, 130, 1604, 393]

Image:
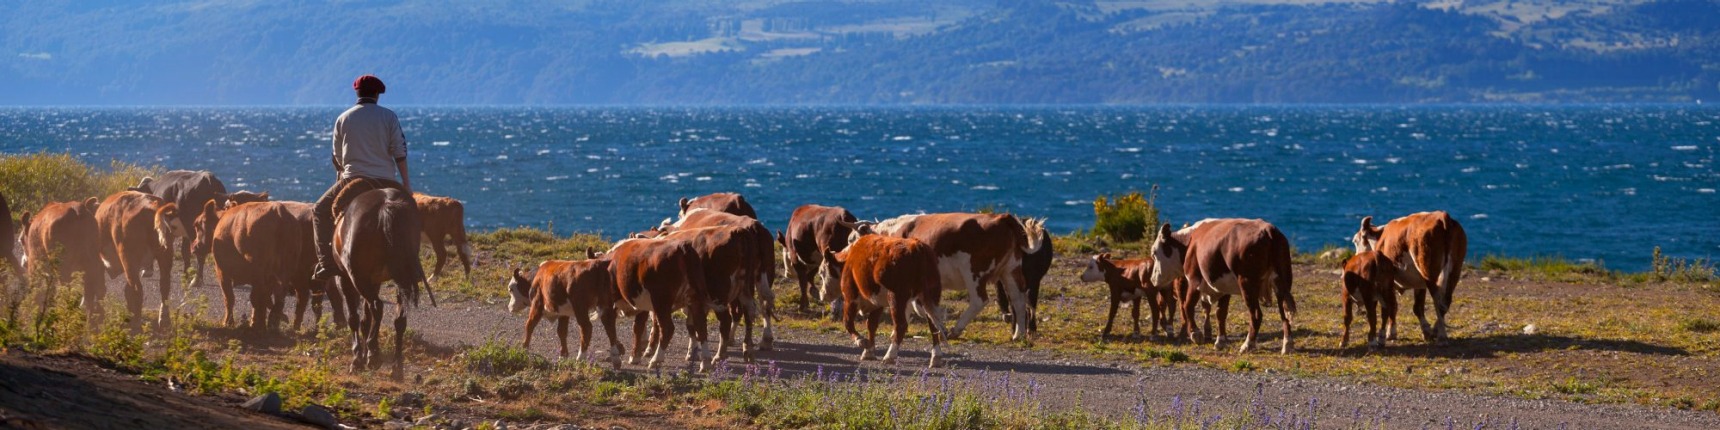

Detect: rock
[383, 420, 413, 430]
[1319, 249, 1348, 260]
[300, 404, 339, 429]
[495, 420, 508, 430]
[1523, 324, 1538, 335]
[243, 392, 282, 414]
[549, 425, 582, 430]
[396, 391, 426, 407]
[415, 414, 439, 426]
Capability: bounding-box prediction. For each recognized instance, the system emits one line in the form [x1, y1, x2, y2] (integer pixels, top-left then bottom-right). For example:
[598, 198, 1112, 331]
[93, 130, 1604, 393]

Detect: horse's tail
[379, 189, 426, 308]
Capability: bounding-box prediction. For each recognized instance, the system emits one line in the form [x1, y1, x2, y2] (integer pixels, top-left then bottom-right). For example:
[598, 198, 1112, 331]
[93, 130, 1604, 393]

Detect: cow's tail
[1017, 216, 1047, 255]
[1439, 216, 1468, 307]
[1272, 227, 1296, 318]
[380, 190, 427, 308]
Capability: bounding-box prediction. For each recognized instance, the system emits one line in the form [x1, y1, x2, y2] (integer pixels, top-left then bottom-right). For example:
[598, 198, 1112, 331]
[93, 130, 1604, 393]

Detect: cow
[1, 192, 23, 290]
[827, 234, 947, 367]
[1079, 253, 1177, 339]
[224, 191, 271, 208]
[603, 237, 710, 370]
[95, 191, 185, 331]
[678, 192, 757, 219]
[1149, 219, 1297, 354]
[128, 170, 228, 287]
[328, 180, 430, 379]
[19, 197, 105, 326]
[662, 208, 778, 350]
[779, 204, 868, 314]
[508, 253, 627, 362]
[1353, 211, 1467, 342]
[413, 193, 472, 283]
[659, 225, 761, 363]
[191, 200, 344, 331]
[1340, 250, 1399, 349]
[852, 212, 1046, 341]
[993, 222, 1052, 332]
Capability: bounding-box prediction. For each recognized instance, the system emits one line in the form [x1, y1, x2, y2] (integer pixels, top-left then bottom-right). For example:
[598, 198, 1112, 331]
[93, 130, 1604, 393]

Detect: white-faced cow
[993, 222, 1051, 332]
[1353, 211, 1467, 342]
[603, 238, 711, 370]
[1080, 253, 1176, 339]
[95, 191, 185, 331]
[853, 212, 1046, 341]
[780, 204, 869, 314]
[828, 234, 947, 367]
[1341, 250, 1399, 349]
[1149, 219, 1297, 354]
[678, 192, 757, 219]
[508, 254, 630, 363]
[127, 170, 227, 287]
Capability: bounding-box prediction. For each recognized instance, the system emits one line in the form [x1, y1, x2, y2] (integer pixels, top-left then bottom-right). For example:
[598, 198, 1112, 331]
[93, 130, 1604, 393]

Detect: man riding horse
[312, 75, 412, 281]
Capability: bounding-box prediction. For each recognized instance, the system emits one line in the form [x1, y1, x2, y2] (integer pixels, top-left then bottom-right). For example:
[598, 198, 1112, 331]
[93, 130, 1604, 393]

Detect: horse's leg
[392, 290, 407, 381]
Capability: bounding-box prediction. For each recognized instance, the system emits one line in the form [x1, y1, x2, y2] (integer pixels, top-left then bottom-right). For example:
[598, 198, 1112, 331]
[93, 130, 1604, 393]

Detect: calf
[127, 170, 227, 287]
[1341, 250, 1399, 349]
[829, 234, 947, 367]
[19, 197, 105, 325]
[604, 238, 711, 370]
[1150, 219, 1297, 354]
[1353, 211, 1467, 341]
[780, 204, 867, 314]
[508, 256, 626, 362]
[678, 192, 757, 219]
[413, 193, 473, 283]
[95, 191, 185, 331]
[857, 213, 1046, 341]
[1079, 253, 1176, 339]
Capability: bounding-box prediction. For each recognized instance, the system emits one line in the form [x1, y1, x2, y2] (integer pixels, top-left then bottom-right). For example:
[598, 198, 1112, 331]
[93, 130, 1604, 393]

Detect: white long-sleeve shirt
[332, 102, 408, 180]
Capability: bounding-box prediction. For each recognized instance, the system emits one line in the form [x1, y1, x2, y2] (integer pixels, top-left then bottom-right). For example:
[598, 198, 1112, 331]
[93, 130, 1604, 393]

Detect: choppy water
[2, 106, 1716, 270]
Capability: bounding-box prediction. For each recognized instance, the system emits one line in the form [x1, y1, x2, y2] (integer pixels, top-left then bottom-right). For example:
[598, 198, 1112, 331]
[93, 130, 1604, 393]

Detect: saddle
[331, 177, 407, 222]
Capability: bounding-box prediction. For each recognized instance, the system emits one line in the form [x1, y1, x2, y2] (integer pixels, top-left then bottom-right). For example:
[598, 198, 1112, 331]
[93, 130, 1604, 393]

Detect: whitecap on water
[495, 155, 509, 160]
[1064, 200, 1085, 206]
[892, 136, 913, 141]
[1470, 214, 1489, 219]
[1699, 188, 1717, 194]
[794, 174, 813, 179]
[1115, 147, 1141, 153]
[1228, 187, 1244, 192]
[545, 175, 569, 181]
[536, 149, 551, 156]
[432, 141, 451, 146]
[695, 176, 712, 181]
[1672, 145, 1698, 151]
[1461, 167, 1479, 173]
[971, 185, 999, 191]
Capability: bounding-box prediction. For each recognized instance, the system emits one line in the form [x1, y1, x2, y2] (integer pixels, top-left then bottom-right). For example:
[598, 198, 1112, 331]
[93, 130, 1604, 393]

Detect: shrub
[1091, 187, 1162, 244]
[461, 339, 550, 377]
[0, 152, 160, 216]
[1652, 246, 1716, 283]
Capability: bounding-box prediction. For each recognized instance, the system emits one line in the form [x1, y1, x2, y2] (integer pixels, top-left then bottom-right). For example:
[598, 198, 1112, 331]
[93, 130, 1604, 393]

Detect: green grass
[0, 152, 160, 217]
[1478, 254, 1613, 282]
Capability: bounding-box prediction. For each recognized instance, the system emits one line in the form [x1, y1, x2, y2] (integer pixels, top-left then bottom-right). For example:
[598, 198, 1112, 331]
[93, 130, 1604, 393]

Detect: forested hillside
[3, 0, 1717, 104]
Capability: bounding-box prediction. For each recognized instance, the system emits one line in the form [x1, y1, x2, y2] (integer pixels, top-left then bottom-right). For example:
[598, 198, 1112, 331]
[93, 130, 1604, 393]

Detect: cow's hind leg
[910, 299, 947, 368]
[1000, 271, 1031, 341]
[627, 313, 648, 365]
[883, 294, 908, 365]
[122, 260, 145, 333]
[574, 314, 594, 362]
[599, 309, 625, 368]
[425, 234, 448, 284]
[1340, 289, 1355, 349]
[1412, 288, 1435, 342]
[556, 316, 571, 358]
[948, 277, 985, 340]
[1363, 292, 1380, 349]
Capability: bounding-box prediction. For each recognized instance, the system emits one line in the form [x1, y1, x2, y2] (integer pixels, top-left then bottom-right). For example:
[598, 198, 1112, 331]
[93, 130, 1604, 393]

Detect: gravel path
[62, 265, 1720, 430]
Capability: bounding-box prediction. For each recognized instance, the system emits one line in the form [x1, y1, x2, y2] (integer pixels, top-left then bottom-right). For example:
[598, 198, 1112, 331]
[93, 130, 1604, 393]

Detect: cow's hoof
[859, 350, 874, 361]
[742, 350, 756, 362]
[881, 356, 897, 365]
[759, 338, 774, 351]
[927, 356, 941, 368]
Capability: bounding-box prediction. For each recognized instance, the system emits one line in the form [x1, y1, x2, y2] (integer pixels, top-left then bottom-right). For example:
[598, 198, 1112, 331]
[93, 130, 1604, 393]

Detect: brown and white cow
[603, 237, 711, 370]
[127, 170, 227, 287]
[663, 208, 778, 350]
[1353, 211, 1467, 342]
[1341, 250, 1399, 349]
[678, 192, 757, 219]
[854, 212, 1046, 341]
[828, 234, 947, 367]
[95, 191, 186, 331]
[508, 255, 628, 363]
[993, 223, 1052, 332]
[1149, 219, 1297, 353]
[413, 193, 473, 283]
[1079, 253, 1176, 339]
[19, 197, 105, 325]
[780, 204, 869, 314]
[660, 225, 762, 363]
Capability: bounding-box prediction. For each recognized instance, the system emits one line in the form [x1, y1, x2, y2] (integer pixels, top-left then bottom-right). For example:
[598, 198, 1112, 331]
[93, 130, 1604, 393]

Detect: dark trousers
[312, 177, 363, 265]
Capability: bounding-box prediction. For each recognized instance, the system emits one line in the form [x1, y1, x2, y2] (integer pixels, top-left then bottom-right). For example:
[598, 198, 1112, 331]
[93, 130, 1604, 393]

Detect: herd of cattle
[0, 169, 1468, 375]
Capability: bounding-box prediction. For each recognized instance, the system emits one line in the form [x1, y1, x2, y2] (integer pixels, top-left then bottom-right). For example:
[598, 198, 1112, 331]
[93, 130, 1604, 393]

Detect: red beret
[353, 75, 386, 94]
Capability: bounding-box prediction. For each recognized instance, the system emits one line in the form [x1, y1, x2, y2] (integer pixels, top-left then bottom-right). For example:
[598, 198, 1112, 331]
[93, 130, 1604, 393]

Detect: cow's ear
[1158, 223, 1174, 239]
[202, 200, 220, 215]
[18, 211, 30, 230]
[678, 197, 690, 212]
[83, 196, 99, 208]
[1359, 216, 1373, 230]
[1099, 252, 1110, 260]
[259, 191, 270, 200]
[776, 231, 786, 246]
[585, 247, 600, 260]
